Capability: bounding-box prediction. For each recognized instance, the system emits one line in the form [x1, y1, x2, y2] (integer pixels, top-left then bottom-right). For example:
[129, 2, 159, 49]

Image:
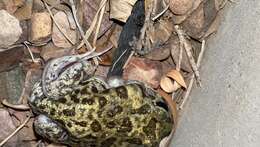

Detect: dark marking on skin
[50, 108, 56, 115]
[115, 86, 128, 99]
[136, 104, 151, 114]
[67, 122, 72, 128]
[74, 89, 80, 94]
[33, 91, 38, 96]
[107, 105, 123, 117]
[82, 98, 94, 105]
[90, 120, 101, 132]
[155, 101, 169, 111]
[125, 138, 143, 145]
[106, 121, 116, 128]
[101, 137, 116, 147]
[88, 114, 93, 120]
[81, 88, 89, 95]
[143, 118, 157, 139]
[118, 117, 132, 133]
[73, 72, 81, 81]
[138, 85, 157, 102]
[102, 89, 110, 94]
[84, 134, 98, 146]
[57, 98, 67, 103]
[74, 121, 87, 127]
[98, 96, 107, 108]
[91, 86, 98, 93]
[97, 111, 103, 117]
[86, 134, 98, 140]
[63, 108, 75, 116]
[58, 111, 62, 116]
[71, 94, 80, 103]
[38, 104, 46, 110]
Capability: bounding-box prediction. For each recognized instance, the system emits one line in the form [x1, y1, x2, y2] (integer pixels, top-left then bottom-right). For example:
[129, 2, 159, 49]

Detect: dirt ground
[170, 1, 260, 147]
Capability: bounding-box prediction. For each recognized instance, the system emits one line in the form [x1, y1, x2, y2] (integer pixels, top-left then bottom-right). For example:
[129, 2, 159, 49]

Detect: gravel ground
[170, 1, 260, 147]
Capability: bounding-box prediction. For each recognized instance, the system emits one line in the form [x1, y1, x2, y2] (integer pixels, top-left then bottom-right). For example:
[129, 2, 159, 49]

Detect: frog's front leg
[34, 115, 70, 144]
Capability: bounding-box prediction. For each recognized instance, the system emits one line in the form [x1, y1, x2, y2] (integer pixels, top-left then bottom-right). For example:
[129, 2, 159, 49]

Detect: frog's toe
[34, 115, 69, 144]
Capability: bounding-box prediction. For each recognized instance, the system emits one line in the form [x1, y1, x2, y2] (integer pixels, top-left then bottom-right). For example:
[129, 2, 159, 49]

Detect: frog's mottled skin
[29, 78, 173, 147]
[29, 56, 173, 147]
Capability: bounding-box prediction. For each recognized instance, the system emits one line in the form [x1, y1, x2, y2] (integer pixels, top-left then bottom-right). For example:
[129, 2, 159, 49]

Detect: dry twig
[171, 31, 184, 100]
[0, 115, 31, 146]
[23, 41, 41, 63]
[43, 0, 75, 45]
[174, 25, 202, 86]
[77, 0, 108, 50]
[152, 5, 169, 21]
[1, 99, 30, 110]
[69, 0, 93, 51]
[69, 0, 100, 65]
[92, 3, 106, 46]
[179, 40, 206, 110]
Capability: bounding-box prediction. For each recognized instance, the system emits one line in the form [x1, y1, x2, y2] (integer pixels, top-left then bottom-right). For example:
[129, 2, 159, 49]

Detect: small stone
[123, 57, 162, 88]
[40, 42, 71, 61]
[0, 45, 24, 72]
[14, 0, 33, 21]
[30, 12, 52, 44]
[52, 11, 77, 48]
[169, 0, 194, 15]
[181, 0, 217, 39]
[0, 10, 22, 48]
[172, 0, 204, 24]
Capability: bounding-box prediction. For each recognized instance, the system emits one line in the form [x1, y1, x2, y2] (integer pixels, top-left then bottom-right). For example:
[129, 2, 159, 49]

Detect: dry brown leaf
[169, 0, 194, 15]
[167, 69, 187, 89]
[83, 0, 113, 38]
[160, 76, 175, 93]
[160, 76, 181, 93]
[110, 0, 137, 22]
[149, 19, 173, 45]
[145, 45, 171, 61]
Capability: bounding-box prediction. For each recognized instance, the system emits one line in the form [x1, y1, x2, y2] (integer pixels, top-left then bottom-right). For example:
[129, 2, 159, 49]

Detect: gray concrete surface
[170, 1, 260, 147]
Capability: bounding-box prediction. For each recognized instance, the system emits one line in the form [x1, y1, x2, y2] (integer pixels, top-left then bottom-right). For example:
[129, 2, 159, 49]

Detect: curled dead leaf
[160, 76, 181, 93]
[166, 69, 187, 89]
[160, 69, 187, 93]
[160, 76, 175, 93]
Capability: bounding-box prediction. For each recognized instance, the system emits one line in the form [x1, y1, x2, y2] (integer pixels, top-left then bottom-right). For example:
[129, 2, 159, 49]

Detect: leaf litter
[0, 0, 227, 146]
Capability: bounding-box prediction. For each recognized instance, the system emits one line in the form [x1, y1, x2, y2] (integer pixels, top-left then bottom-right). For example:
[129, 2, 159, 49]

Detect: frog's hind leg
[34, 115, 70, 144]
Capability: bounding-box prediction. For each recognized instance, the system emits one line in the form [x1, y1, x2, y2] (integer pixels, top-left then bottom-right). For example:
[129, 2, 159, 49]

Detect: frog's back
[30, 83, 173, 146]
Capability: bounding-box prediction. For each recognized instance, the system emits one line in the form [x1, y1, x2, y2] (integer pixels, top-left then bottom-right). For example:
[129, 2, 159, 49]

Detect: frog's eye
[50, 73, 58, 81]
[156, 101, 169, 111]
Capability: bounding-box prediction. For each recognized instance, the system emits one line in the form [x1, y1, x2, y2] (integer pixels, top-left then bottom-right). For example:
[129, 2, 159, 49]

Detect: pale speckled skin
[29, 58, 173, 147]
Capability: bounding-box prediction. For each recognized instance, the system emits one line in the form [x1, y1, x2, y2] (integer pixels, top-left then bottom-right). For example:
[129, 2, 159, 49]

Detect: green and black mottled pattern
[31, 83, 173, 147]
